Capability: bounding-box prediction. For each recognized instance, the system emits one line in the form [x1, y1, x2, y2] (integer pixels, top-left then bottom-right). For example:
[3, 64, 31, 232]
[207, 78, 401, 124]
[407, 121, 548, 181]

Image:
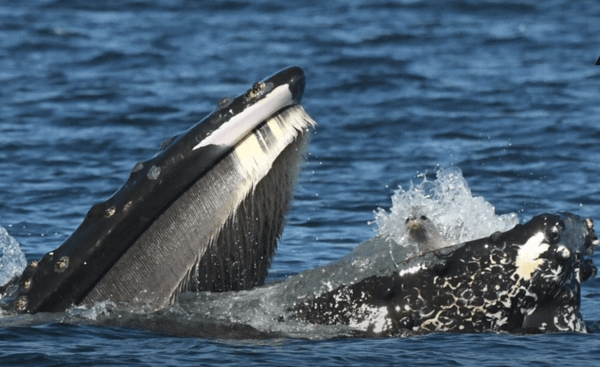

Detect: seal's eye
[420, 215, 428, 221]
[405, 218, 410, 224]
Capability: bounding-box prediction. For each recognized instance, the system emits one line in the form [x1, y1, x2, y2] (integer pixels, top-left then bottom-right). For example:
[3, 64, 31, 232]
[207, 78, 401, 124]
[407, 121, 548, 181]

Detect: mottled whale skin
[1, 66, 315, 314]
[293, 212, 599, 334]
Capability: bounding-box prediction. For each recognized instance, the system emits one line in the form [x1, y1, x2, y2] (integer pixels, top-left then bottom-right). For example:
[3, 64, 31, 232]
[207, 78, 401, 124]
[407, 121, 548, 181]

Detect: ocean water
[1, 0, 600, 365]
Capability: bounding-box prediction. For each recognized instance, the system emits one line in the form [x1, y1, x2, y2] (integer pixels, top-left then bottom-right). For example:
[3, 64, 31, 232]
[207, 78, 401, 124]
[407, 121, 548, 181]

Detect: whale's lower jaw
[6, 105, 315, 314]
[82, 105, 315, 308]
[293, 212, 599, 335]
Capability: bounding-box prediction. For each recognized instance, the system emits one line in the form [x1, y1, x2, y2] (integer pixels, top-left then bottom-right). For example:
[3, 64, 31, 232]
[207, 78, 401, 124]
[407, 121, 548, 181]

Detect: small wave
[0, 228, 27, 287]
[373, 166, 519, 247]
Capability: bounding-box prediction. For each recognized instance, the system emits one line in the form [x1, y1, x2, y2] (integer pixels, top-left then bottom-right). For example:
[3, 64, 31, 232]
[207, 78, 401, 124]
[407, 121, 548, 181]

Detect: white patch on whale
[514, 232, 549, 281]
[193, 84, 293, 150]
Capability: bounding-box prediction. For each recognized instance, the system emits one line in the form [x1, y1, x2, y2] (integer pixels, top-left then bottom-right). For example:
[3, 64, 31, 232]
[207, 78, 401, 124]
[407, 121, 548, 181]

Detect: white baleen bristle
[179, 104, 316, 294]
[84, 104, 317, 308]
[231, 104, 316, 184]
[189, 104, 316, 229]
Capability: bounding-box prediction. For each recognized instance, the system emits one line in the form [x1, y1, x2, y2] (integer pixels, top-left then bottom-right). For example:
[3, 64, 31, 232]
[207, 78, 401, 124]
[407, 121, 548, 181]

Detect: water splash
[373, 167, 519, 250]
[0, 167, 524, 339]
[161, 167, 524, 338]
[0, 227, 27, 287]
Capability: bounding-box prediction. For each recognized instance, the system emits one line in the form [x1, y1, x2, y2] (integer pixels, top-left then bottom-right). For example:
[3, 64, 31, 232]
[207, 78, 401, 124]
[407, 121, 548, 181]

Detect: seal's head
[405, 215, 447, 254]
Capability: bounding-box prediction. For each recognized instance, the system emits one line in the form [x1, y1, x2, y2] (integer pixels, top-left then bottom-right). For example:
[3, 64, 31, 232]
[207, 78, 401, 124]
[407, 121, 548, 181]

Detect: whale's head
[3, 67, 316, 313]
[510, 213, 598, 332]
[431, 212, 599, 333]
[293, 212, 598, 334]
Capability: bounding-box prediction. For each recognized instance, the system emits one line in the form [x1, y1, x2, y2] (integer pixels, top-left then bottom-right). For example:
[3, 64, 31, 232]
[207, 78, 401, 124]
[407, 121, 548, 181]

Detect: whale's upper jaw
[189, 66, 306, 151]
[2, 67, 315, 314]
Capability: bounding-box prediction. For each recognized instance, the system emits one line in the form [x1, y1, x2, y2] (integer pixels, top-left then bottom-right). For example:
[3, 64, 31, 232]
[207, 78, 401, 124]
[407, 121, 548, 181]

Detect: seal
[405, 214, 449, 254]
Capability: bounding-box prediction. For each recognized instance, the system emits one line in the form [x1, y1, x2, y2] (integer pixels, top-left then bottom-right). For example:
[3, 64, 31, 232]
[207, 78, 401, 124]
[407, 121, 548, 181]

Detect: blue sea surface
[1, 0, 600, 365]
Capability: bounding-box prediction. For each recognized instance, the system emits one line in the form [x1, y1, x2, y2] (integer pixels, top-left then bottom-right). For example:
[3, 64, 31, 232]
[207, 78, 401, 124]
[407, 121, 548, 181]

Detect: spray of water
[0, 167, 523, 338]
[0, 228, 27, 288]
[373, 167, 519, 250]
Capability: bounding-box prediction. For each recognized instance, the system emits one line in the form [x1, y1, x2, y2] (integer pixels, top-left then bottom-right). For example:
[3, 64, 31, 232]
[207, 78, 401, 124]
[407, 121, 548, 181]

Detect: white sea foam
[373, 166, 520, 249]
[0, 227, 27, 287]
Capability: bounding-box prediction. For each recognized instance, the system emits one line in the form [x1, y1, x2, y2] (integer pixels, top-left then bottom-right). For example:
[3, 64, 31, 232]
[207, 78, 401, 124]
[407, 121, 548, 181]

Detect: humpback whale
[0, 66, 316, 314]
[292, 213, 599, 334]
[0, 67, 598, 337]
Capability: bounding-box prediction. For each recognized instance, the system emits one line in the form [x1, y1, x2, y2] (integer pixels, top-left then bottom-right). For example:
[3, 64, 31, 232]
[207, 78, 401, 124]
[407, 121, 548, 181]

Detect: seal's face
[404, 214, 449, 254]
[405, 215, 431, 243]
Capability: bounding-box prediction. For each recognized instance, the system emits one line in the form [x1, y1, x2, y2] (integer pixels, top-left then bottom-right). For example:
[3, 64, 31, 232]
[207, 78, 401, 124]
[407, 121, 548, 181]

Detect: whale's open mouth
[2, 67, 316, 313]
